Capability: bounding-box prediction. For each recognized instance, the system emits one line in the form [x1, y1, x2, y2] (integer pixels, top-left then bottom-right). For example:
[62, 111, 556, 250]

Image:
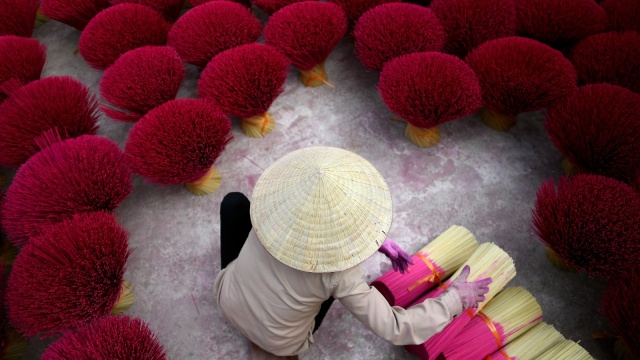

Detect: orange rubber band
[477, 312, 502, 348]
[409, 126, 438, 138]
[189, 167, 216, 187]
[304, 69, 335, 88]
[407, 253, 443, 291]
[244, 114, 269, 133]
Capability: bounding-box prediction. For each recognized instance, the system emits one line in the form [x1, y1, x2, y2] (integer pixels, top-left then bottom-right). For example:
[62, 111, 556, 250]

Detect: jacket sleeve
[332, 265, 459, 346]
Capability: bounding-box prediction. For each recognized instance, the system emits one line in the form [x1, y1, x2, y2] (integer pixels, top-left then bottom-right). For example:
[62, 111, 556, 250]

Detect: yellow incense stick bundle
[1, 329, 28, 360]
[537, 340, 594, 360]
[111, 280, 134, 315]
[184, 166, 222, 196]
[490, 322, 564, 360]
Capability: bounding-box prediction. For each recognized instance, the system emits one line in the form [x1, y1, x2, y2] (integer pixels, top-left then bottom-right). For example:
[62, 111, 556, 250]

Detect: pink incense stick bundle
[602, 267, 640, 359]
[354, 3, 445, 71]
[440, 287, 543, 359]
[372, 225, 479, 308]
[40, 0, 109, 30]
[264, 1, 347, 87]
[42, 316, 167, 360]
[6, 212, 133, 338]
[79, 4, 171, 70]
[0, 76, 100, 168]
[0, 135, 133, 246]
[100, 46, 185, 122]
[601, 0, 640, 32]
[329, 0, 398, 28]
[168, 1, 262, 68]
[252, 0, 304, 15]
[0, 0, 38, 37]
[405, 243, 517, 359]
[487, 322, 564, 360]
[0, 36, 46, 100]
[199, 43, 289, 138]
[125, 99, 233, 195]
[109, 0, 184, 20]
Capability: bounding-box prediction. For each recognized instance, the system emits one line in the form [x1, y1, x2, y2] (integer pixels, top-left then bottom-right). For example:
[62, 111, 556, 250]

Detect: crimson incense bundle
[125, 99, 233, 195]
[1, 135, 132, 245]
[371, 225, 478, 308]
[378, 52, 481, 147]
[168, 1, 262, 67]
[602, 268, 640, 360]
[354, 3, 445, 71]
[198, 44, 289, 138]
[601, 0, 640, 31]
[42, 316, 167, 360]
[545, 84, 640, 188]
[0, 0, 38, 37]
[109, 0, 184, 20]
[101, 46, 185, 122]
[330, 0, 398, 28]
[0, 36, 46, 100]
[571, 31, 640, 94]
[264, 1, 347, 87]
[531, 175, 640, 278]
[430, 0, 516, 57]
[253, 0, 303, 15]
[79, 4, 171, 70]
[486, 322, 564, 360]
[190, 0, 251, 7]
[0, 76, 100, 168]
[465, 37, 577, 131]
[40, 0, 109, 30]
[6, 212, 133, 337]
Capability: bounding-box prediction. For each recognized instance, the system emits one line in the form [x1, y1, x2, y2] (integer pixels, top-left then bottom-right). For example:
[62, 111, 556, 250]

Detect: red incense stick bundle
[125, 99, 233, 195]
[601, 0, 640, 31]
[465, 37, 577, 131]
[0, 135, 132, 245]
[252, 0, 303, 15]
[100, 46, 185, 122]
[40, 0, 109, 30]
[0, 36, 46, 100]
[536, 340, 594, 360]
[79, 4, 171, 70]
[378, 52, 481, 148]
[168, 1, 261, 67]
[354, 3, 445, 71]
[42, 316, 167, 360]
[329, 0, 398, 28]
[602, 268, 640, 360]
[486, 322, 564, 360]
[372, 225, 478, 308]
[199, 44, 289, 138]
[264, 2, 347, 87]
[0, 0, 38, 37]
[109, 0, 184, 20]
[6, 212, 133, 337]
[571, 31, 640, 94]
[440, 287, 543, 359]
[545, 84, 640, 188]
[0, 76, 100, 168]
[190, 0, 251, 7]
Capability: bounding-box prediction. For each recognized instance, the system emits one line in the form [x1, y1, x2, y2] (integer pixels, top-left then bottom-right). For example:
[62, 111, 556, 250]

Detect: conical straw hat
[250, 147, 393, 273]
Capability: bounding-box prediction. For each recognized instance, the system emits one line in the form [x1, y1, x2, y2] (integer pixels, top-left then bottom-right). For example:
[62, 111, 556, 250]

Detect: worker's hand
[449, 265, 492, 311]
[378, 239, 413, 274]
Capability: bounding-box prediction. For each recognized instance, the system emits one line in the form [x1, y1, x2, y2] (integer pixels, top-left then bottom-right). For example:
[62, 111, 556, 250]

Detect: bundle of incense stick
[405, 243, 516, 359]
[486, 322, 564, 360]
[536, 339, 594, 360]
[440, 287, 543, 359]
[371, 225, 479, 308]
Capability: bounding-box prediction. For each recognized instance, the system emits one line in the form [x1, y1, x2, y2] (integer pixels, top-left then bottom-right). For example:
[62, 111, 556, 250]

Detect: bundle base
[561, 158, 584, 176]
[242, 112, 275, 138]
[481, 108, 516, 131]
[184, 166, 222, 196]
[614, 339, 634, 360]
[299, 63, 329, 88]
[2, 329, 28, 360]
[35, 7, 49, 28]
[545, 247, 576, 272]
[405, 124, 441, 148]
[111, 279, 135, 315]
[0, 240, 18, 265]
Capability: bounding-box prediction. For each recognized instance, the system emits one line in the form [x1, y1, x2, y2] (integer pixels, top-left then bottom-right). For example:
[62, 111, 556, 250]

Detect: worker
[214, 146, 491, 358]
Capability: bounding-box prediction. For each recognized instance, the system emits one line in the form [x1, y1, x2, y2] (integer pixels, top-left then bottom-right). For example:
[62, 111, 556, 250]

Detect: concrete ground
[18, 17, 613, 360]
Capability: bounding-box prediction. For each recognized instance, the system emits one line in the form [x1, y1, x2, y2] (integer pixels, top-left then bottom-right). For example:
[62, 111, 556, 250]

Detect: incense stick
[536, 339, 594, 360]
[487, 322, 564, 360]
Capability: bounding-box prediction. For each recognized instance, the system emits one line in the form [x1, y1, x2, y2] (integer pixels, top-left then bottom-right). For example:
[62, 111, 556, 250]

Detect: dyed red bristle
[252, 0, 304, 15]
[108, 0, 184, 20]
[515, 0, 608, 48]
[602, 268, 640, 359]
[78, 4, 171, 70]
[354, 3, 445, 71]
[571, 31, 640, 94]
[125, 99, 233, 185]
[198, 44, 289, 119]
[168, 1, 261, 68]
[430, 0, 516, 58]
[42, 316, 167, 360]
[465, 37, 577, 117]
[264, 2, 347, 71]
[0, 0, 38, 37]
[531, 175, 640, 279]
[0, 76, 100, 168]
[378, 52, 481, 129]
[1, 135, 132, 246]
[6, 212, 130, 338]
[190, 0, 251, 7]
[329, 0, 398, 26]
[40, 0, 110, 30]
[546, 84, 640, 189]
[0, 36, 46, 100]
[101, 46, 185, 122]
[601, 0, 640, 32]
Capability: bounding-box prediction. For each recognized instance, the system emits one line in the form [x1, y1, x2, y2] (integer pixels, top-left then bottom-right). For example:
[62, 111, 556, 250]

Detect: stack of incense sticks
[371, 225, 478, 308]
[537, 339, 594, 360]
[486, 322, 564, 360]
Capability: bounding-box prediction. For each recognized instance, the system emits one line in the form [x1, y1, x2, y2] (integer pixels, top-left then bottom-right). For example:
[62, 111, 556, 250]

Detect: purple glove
[378, 239, 414, 274]
[450, 265, 492, 311]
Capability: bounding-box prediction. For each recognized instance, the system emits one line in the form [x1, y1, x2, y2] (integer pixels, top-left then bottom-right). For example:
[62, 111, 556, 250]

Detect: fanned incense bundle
[378, 52, 481, 148]
[264, 2, 346, 87]
[40, 0, 109, 30]
[101, 46, 185, 122]
[0, 0, 38, 37]
[109, 0, 184, 20]
[253, 0, 304, 15]
[6, 212, 133, 337]
[602, 268, 640, 359]
[440, 287, 543, 359]
[0, 36, 46, 100]
[190, 0, 251, 7]
[42, 316, 167, 360]
[601, 0, 640, 32]
[371, 225, 479, 308]
[487, 322, 564, 360]
[536, 340, 594, 360]
[405, 243, 517, 359]
[199, 44, 289, 138]
[329, 0, 398, 28]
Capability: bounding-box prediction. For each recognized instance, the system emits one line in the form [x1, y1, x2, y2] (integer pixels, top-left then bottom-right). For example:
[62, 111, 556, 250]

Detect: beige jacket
[214, 230, 460, 357]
